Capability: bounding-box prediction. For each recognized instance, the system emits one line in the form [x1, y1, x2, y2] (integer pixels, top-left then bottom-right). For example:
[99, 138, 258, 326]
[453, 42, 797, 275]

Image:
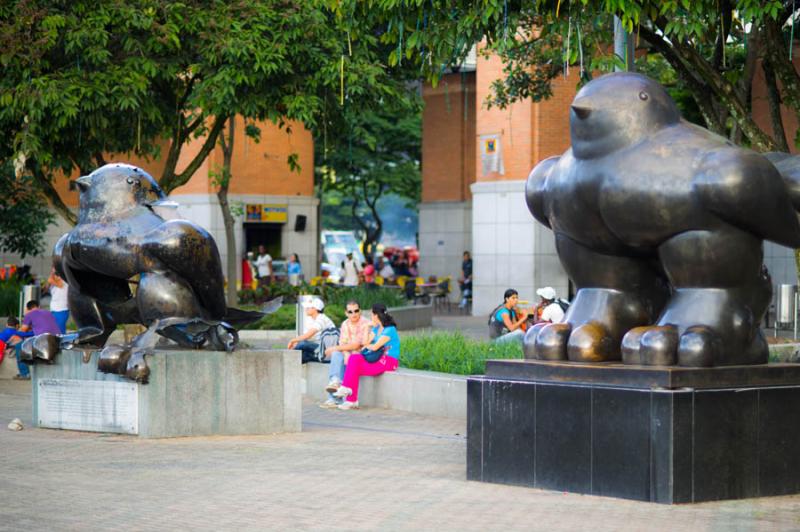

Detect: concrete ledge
[31, 348, 301, 438]
[302, 361, 466, 420]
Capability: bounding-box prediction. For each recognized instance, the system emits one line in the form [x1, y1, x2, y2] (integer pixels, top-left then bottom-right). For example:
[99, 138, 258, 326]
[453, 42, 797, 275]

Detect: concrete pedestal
[32, 348, 301, 438]
[468, 359, 800, 503]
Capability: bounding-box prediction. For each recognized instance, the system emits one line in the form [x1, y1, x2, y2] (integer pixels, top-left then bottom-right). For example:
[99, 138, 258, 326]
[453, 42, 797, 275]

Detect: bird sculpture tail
[224, 296, 284, 327]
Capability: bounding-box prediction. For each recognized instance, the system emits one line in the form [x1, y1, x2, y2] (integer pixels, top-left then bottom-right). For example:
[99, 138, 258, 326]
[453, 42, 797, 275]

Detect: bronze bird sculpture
[22, 163, 279, 382]
[525, 72, 800, 367]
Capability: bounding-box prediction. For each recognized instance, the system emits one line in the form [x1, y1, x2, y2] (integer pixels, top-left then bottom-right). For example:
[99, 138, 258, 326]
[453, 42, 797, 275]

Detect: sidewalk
[2, 380, 800, 530]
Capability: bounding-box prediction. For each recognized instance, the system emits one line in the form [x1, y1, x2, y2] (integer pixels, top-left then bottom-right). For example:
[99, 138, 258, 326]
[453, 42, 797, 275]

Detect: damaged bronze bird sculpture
[20, 163, 280, 382]
[525, 72, 800, 367]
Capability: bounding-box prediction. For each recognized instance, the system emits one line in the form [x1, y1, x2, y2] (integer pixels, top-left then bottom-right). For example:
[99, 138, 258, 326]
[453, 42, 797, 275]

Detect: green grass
[400, 331, 523, 375]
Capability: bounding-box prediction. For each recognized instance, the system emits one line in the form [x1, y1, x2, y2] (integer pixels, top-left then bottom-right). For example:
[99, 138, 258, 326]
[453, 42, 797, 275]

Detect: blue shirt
[288, 262, 302, 275]
[373, 325, 400, 360]
[494, 307, 516, 324]
[0, 327, 33, 343]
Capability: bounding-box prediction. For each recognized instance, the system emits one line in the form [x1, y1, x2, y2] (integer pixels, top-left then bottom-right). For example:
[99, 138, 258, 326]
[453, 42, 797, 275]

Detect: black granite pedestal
[467, 360, 800, 503]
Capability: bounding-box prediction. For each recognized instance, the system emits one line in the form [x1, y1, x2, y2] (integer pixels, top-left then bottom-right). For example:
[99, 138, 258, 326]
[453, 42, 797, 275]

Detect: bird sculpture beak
[147, 198, 179, 209]
[571, 104, 592, 120]
[72, 175, 92, 192]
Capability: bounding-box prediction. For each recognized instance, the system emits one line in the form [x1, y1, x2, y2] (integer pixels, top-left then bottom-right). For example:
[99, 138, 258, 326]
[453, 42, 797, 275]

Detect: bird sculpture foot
[524, 322, 570, 360]
[622, 325, 722, 367]
[124, 349, 150, 383]
[621, 325, 679, 366]
[566, 321, 616, 362]
[20, 333, 62, 364]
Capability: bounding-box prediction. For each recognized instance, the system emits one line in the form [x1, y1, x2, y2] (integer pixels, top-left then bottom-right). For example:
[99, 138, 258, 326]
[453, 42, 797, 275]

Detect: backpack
[556, 298, 570, 313]
[487, 305, 515, 339]
[312, 326, 341, 363]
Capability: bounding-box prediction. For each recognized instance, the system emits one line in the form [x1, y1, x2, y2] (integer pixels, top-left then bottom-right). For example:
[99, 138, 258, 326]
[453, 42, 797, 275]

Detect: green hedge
[400, 332, 522, 375]
[0, 279, 22, 317]
[239, 283, 407, 309]
[240, 285, 407, 330]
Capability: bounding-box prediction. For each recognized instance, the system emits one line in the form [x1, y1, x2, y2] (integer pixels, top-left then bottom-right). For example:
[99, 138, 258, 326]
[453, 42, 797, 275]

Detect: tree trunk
[763, 62, 791, 152]
[216, 116, 238, 306]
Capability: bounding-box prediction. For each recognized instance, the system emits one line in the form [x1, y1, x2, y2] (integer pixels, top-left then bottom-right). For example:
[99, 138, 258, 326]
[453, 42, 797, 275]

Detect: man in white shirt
[342, 253, 362, 286]
[535, 286, 566, 323]
[254, 245, 273, 285]
[288, 298, 336, 363]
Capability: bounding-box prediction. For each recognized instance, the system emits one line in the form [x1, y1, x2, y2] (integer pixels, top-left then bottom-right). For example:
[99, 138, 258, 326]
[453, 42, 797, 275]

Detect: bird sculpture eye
[639, 91, 649, 101]
[126, 177, 140, 188]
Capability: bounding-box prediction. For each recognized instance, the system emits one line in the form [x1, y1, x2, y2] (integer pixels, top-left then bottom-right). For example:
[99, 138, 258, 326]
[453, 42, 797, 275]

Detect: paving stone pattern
[1, 380, 800, 530]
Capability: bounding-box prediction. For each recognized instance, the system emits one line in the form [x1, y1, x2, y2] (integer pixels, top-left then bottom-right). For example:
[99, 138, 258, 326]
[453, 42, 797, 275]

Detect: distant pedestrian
[20, 300, 61, 336]
[47, 268, 70, 333]
[254, 245, 273, 286]
[342, 252, 362, 287]
[459, 251, 473, 308]
[0, 317, 33, 380]
[18, 301, 60, 380]
[287, 253, 303, 286]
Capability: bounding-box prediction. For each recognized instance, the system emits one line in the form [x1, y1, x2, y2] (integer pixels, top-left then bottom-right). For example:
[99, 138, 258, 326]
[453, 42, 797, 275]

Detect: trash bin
[18, 284, 40, 319]
[776, 284, 797, 327]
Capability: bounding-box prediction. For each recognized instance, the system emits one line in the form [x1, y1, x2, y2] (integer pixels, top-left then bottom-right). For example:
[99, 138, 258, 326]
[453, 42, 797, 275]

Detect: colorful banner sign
[245, 204, 288, 223]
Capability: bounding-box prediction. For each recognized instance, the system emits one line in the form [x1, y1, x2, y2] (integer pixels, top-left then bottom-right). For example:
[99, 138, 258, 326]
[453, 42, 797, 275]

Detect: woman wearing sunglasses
[320, 300, 371, 408]
[333, 303, 401, 410]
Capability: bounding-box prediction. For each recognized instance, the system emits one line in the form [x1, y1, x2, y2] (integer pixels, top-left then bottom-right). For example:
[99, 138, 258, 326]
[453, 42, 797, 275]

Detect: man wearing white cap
[535, 286, 566, 324]
[288, 298, 336, 363]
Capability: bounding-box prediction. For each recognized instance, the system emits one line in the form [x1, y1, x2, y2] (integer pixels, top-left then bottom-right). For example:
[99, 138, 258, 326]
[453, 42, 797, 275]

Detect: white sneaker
[319, 398, 340, 409]
[332, 385, 352, 398]
[325, 379, 341, 393]
[337, 401, 359, 410]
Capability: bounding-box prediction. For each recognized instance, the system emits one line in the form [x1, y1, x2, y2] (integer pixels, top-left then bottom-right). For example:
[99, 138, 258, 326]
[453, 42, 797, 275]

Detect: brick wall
[422, 72, 477, 201]
[50, 117, 314, 205]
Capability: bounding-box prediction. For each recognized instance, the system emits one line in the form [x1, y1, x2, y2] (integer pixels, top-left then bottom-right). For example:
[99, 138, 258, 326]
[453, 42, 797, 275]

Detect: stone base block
[467, 360, 800, 503]
[32, 348, 301, 438]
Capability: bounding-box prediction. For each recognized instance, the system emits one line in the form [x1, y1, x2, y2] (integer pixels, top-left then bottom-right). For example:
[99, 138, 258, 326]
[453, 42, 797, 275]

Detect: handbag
[361, 346, 386, 363]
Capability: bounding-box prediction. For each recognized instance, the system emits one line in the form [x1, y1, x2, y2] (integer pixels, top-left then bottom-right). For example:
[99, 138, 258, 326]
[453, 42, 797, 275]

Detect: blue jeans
[295, 340, 319, 364]
[52, 310, 69, 334]
[327, 351, 346, 402]
[494, 329, 525, 345]
[14, 344, 29, 377]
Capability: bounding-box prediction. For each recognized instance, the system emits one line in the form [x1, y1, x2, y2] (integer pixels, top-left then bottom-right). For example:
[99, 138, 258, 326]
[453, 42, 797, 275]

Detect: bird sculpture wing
[141, 220, 228, 318]
[526, 155, 561, 228]
[693, 147, 800, 249]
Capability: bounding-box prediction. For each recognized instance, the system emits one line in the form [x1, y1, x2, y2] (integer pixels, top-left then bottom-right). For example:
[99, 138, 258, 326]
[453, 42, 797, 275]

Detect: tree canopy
[1, 0, 409, 225]
[315, 95, 422, 256]
[349, 0, 800, 152]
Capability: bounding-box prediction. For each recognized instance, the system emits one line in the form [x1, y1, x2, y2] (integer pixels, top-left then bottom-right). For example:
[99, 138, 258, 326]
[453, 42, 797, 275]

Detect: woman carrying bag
[333, 303, 400, 410]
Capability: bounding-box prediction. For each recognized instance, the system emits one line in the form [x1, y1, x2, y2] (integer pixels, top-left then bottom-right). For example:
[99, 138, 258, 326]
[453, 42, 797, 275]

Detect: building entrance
[244, 223, 282, 259]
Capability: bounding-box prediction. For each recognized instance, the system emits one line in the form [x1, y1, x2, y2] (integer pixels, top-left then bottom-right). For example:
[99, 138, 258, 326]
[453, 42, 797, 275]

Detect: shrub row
[400, 332, 522, 376]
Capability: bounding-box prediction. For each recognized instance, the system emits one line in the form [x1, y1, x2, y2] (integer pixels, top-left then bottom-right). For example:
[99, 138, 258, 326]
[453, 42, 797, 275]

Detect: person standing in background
[287, 253, 303, 286]
[254, 245, 273, 286]
[47, 269, 69, 334]
[342, 252, 362, 286]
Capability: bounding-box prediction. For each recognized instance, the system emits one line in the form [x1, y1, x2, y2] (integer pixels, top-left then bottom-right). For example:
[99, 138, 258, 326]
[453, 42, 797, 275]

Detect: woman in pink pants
[334, 303, 400, 410]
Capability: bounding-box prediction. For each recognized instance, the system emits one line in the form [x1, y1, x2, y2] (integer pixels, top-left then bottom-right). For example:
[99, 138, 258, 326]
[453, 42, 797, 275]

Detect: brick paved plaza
[2, 379, 800, 531]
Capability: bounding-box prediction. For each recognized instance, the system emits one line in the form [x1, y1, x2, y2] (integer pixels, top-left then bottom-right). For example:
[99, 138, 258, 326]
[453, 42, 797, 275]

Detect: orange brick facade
[422, 73, 476, 202]
[422, 49, 580, 195]
[56, 118, 314, 206]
